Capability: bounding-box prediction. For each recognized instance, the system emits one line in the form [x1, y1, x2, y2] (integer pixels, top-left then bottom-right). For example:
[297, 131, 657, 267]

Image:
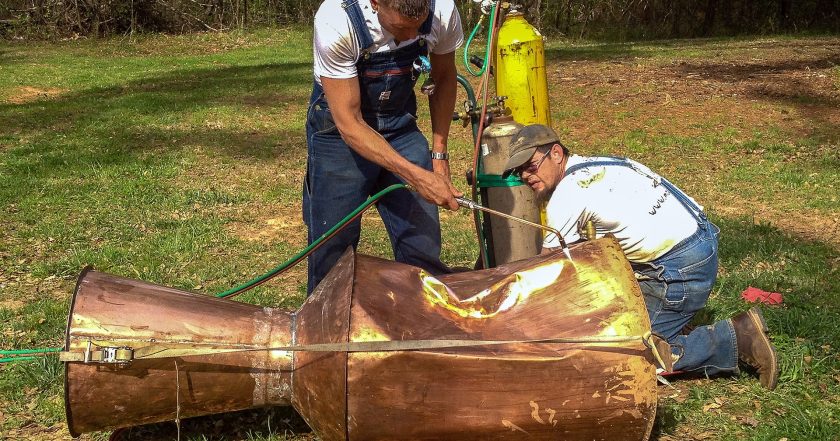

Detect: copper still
[63, 237, 659, 440]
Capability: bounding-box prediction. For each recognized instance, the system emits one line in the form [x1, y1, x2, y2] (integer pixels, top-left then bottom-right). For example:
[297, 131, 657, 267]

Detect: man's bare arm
[320, 76, 459, 210]
[428, 50, 458, 185]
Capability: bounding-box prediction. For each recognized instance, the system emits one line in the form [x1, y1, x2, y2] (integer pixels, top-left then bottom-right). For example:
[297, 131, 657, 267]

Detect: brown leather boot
[732, 307, 779, 390]
[648, 333, 675, 372]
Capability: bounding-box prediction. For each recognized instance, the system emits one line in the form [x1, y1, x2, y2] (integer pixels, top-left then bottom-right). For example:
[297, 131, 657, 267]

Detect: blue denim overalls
[564, 158, 738, 375]
[303, 0, 449, 294]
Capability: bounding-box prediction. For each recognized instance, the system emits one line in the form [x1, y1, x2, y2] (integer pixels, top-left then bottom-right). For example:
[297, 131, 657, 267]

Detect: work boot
[732, 307, 779, 390]
[648, 333, 675, 372]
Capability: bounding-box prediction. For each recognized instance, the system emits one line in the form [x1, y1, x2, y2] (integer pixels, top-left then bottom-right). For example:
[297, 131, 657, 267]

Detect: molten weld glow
[419, 262, 566, 319]
[599, 312, 645, 337]
[567, 262, 624, 312]
[270, 350, 292, 360]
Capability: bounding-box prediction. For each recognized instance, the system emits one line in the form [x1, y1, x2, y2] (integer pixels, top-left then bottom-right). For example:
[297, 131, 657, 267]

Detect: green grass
[1, 29, 839, 440]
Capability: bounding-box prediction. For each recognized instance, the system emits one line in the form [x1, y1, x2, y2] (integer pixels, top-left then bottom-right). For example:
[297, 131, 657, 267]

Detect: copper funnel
[64, 237, 658, 440]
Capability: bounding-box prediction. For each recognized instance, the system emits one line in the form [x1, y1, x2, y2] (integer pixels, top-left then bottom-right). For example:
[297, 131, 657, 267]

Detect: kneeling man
[502, 124, 779, 390]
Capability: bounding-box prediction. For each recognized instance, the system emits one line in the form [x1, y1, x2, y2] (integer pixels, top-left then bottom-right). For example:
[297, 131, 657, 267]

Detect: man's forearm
[429, 53, 458, 154]
[320, 75, 459, 210]
[338, 113, 428, 183]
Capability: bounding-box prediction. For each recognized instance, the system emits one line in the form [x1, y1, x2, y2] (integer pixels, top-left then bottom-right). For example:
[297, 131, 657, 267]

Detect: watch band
[430, 151, 449, 160]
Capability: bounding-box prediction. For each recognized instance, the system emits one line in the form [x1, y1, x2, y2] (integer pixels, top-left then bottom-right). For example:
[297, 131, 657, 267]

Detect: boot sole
[747, 306, 780, 390]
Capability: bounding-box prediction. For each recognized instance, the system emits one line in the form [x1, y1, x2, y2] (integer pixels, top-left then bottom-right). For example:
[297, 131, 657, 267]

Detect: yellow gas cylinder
[494, 10, 551, 126]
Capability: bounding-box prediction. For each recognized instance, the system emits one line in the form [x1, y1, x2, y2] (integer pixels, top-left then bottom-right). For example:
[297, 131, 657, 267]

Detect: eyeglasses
[513, 150, 550, 178]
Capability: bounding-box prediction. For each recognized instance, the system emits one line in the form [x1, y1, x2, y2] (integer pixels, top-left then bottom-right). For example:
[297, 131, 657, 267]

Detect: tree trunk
[777, 0, 791, 30]
[701, 0, 718, 36]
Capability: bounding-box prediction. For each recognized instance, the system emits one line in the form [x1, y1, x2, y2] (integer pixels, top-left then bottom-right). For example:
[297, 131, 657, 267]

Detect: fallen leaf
[739, 416, 760, 427]
[702, 402, 721, 412]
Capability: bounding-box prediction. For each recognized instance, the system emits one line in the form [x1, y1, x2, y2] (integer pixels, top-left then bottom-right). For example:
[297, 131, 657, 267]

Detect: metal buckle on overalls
[412, 55, 432, 74]
[420, 78, 436, 95]
[413, 55, 435, 95]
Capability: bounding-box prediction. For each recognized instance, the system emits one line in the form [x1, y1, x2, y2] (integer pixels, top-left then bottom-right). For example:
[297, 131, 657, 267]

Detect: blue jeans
[303, 100, 448, 294]
[634, 220, 738, 375]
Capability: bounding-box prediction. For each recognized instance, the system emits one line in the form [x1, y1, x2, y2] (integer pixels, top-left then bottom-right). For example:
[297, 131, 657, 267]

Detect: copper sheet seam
[60, 331, 668, 369]
[65, 240, 661, 440]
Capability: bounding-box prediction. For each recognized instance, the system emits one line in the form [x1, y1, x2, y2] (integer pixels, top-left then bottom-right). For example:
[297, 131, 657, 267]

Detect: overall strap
[342, 0, 375, 53]
[419, 0, 435, 35]
[563, 158, 706, 225]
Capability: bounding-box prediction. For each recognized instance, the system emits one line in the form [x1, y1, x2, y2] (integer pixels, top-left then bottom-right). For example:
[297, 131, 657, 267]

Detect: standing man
[304, 0, 464, 293]
[501, 124, 780, 390]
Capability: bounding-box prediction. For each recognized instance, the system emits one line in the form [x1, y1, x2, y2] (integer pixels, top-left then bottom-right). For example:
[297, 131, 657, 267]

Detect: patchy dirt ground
[5, 86, 66, 104]
[2, 35, 838, 441]
[543, 37, 839, 249]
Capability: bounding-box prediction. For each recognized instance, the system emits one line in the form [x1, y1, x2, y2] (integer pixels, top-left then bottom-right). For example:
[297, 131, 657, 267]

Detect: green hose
[455, 74, 478, 141]
[216, 183, 408, 298]
[0, 185, 411, 363]
[0, 347, 61, 364]
[462, 8, 496, 77]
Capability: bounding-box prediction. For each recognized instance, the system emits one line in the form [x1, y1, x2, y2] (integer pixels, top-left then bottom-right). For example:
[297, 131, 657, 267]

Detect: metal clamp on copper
[60, 341, 134, 365]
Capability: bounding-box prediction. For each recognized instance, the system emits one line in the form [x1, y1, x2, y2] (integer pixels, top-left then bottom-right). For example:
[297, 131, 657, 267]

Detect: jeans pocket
[662, 283, 687, 312]
[676, 250, 717, 315]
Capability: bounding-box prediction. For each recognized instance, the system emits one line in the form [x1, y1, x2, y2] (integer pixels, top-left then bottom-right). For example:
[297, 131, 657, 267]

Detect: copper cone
[64, 237, 657, 440]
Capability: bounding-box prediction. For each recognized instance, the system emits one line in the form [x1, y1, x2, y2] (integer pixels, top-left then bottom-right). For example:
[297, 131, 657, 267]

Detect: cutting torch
[454, 196, 573, 261]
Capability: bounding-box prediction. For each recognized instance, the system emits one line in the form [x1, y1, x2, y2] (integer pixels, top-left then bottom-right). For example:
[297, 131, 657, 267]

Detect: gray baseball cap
[501, 124, 562, 178]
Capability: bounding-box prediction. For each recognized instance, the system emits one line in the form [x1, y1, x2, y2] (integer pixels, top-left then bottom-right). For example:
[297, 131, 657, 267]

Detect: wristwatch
[430, 151, 449, 160]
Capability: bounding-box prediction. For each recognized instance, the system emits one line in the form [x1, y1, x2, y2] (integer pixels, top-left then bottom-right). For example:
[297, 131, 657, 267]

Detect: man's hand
[411, 168, 461, 211]
[431, 157, 463, 210]
[320, 74, 462, 211]
[432, 156, 451, 180]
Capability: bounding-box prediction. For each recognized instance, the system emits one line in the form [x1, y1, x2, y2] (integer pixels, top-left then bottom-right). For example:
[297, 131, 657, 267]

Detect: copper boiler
[64, 237, 658, 440]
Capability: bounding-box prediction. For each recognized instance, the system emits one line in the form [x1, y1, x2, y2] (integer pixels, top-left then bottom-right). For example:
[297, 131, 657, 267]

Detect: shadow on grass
[714, 216, 839, 341]
[544, 37, 753, 62]
[545, 37, 840, 62]
[672, 53, 840, 143]
[650, 215, 839, 439]
[0, 60, 312, 153]
[547, 38, 840, 150]
[0, 61, 313, 202]
[114, 407, 312, 441]
[0, 46, 24, 65]
[650, 403, 683, 440]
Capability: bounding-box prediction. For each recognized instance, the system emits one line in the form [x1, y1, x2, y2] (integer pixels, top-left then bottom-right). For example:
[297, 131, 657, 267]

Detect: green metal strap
[476, 174, 524, 188]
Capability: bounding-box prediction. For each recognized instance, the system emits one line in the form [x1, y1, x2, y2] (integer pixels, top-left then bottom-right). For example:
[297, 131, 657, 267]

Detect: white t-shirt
[543, 156, 702, 262]
[313, 0, 464, 84]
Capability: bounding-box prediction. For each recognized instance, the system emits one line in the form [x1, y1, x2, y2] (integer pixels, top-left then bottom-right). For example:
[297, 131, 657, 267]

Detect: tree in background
[0, 0, 837, 40]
